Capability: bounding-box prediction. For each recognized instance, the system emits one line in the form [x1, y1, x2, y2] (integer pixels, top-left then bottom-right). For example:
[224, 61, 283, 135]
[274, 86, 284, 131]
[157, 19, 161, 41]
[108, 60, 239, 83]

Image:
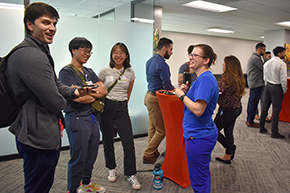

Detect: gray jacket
[247, 52, 265, 88]
[7, 34, 76, 150]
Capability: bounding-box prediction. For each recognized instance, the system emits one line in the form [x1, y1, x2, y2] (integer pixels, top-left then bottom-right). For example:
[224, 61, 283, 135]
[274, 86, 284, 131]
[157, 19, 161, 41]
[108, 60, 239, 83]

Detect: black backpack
[0, 42, 33, 128]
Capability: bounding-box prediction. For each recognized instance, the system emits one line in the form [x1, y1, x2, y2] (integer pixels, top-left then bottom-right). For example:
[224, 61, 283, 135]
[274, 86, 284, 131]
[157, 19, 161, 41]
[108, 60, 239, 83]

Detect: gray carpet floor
[1, 88, 290, 193]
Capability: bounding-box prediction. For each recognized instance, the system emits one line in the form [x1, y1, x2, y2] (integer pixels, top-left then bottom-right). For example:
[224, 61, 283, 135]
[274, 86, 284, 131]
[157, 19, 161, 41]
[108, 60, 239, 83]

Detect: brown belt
[148, 90, 156, 96]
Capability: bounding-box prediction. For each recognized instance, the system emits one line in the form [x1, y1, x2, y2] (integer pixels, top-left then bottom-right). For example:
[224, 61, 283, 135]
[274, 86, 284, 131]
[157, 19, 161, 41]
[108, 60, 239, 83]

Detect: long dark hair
[223, 55, 245, 97]
[109, 42, 131, 69]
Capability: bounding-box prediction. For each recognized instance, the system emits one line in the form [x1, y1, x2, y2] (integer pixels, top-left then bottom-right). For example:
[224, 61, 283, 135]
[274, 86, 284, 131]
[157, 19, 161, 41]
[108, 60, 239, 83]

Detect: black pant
[260, 83, 284, 135]
[100, 99, 136, 176]
[214, 106, 242, 155]
[16, 137, 60, 193]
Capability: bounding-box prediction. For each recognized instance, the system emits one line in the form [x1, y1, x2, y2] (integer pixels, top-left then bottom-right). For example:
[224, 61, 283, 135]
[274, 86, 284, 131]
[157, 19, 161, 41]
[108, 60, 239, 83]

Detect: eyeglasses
[79, 48, 93, 55]
[189, 53, 206, 58]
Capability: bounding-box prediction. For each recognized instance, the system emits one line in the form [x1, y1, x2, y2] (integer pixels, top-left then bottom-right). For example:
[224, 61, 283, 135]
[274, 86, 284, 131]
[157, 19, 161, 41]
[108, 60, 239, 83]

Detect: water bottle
[153, 164, 164, 190]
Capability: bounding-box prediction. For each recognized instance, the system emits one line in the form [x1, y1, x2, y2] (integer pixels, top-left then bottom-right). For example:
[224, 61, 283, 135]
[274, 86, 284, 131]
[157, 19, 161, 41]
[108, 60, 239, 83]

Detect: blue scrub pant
[16, 137, 60, 193]
[186, 130, 218, 193]
[65, 115, 100, 192]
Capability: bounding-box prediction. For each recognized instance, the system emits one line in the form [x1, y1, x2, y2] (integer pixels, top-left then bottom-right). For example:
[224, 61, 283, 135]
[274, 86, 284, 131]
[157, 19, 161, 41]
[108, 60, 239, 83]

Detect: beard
[164, 50, 171, 59]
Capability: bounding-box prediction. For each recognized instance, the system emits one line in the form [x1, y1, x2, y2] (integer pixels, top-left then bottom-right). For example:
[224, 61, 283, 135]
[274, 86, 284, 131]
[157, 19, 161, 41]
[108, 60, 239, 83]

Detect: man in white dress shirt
[259, 46, 287, 138]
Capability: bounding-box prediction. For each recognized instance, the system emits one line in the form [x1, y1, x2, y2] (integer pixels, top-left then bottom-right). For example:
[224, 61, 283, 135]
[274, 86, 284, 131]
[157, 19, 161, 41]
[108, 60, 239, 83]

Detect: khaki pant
[143, 92, 165, 157]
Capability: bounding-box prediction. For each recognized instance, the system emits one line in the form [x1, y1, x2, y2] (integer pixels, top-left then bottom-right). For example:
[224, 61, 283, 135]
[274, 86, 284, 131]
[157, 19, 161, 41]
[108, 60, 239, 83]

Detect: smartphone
[183, 72, 192, 85]
[79, 85, 98, 89]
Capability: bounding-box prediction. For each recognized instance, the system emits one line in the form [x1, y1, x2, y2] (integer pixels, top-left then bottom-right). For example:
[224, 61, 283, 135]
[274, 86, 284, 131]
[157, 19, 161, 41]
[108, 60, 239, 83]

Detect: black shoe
[259, 128, 268, 133]
[271, 133, 285, 139]
[215, 157, 231, 164]
[231, 145, 236, 160]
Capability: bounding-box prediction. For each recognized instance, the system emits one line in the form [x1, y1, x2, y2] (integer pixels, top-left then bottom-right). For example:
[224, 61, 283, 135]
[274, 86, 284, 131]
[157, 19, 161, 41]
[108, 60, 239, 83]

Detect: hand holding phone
[78, 84, 99, 89]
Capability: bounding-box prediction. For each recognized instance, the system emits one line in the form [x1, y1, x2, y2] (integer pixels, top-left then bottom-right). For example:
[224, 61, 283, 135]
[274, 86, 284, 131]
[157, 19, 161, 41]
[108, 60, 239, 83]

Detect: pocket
[66, 116, 83, 132]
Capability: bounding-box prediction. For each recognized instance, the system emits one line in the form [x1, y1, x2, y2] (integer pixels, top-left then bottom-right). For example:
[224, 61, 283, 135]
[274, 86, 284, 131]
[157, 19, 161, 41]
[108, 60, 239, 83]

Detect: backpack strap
[0, 41, 34, 71]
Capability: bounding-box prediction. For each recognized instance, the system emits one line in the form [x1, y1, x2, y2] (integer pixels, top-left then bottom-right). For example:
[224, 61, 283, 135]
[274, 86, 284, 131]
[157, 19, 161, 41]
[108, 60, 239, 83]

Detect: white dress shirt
[263, 56, 288, 93]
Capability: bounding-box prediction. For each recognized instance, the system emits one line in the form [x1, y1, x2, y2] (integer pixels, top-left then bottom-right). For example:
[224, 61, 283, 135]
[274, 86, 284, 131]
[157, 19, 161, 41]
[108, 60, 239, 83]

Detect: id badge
[86, 80, 93, 85]
[118, 75, 127, 83]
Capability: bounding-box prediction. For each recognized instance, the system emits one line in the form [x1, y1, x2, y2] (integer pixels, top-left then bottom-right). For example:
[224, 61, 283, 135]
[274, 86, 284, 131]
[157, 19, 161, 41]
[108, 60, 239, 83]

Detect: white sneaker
[108, 169, 116, 182]
[127, 175, 141, 190]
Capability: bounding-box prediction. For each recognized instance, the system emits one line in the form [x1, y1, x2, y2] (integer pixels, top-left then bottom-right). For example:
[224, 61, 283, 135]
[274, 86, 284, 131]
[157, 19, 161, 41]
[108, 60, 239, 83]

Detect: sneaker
[77, 181, 106, 193]
[127, 175, 141, 190]
[108, 169, 116, 182]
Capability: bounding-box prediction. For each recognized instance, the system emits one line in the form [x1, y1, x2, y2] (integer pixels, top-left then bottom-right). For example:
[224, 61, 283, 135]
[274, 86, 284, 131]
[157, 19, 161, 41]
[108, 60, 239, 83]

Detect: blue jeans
[247, 86, 264, 123]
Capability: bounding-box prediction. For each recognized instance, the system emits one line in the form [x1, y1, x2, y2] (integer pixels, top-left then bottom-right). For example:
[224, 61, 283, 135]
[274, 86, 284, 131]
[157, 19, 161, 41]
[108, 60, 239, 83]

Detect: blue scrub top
[183, 71, 219, 139]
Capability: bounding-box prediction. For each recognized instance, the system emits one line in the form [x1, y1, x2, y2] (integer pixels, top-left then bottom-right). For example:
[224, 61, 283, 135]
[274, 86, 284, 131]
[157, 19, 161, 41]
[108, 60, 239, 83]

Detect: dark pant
[16, 137, 60, 193]
[214, 106, 242, 154]
[65, 115, 100, 192]
[100, 99, 136, 176]
[247, 86, 264, 123]
[260, 83, 284, 135]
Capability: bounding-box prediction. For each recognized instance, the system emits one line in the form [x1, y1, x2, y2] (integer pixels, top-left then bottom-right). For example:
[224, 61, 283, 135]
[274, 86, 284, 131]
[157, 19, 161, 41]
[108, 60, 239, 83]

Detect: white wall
[0, 10, 153, 157]
[162, 31, 257, 86]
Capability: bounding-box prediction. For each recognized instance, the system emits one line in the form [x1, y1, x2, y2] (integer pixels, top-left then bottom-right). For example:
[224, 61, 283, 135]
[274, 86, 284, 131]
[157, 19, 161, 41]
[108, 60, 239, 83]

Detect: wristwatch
[179, 94, 186, 102]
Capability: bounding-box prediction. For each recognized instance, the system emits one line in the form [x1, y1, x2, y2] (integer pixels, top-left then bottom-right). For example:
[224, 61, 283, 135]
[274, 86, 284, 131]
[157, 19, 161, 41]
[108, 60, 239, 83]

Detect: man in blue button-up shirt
[143, 37, 174, 164]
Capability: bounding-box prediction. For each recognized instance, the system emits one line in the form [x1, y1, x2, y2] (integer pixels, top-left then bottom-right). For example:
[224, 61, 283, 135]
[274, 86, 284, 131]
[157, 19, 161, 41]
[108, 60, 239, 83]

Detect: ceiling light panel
[276, 21, 290, 27]
[182, 0, 237, 13]
[207, 28, 235, 34]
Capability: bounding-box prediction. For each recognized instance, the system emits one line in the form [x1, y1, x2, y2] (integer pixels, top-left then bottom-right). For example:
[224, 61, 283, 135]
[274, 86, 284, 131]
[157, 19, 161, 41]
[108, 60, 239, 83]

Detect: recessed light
[206, 28, 235, 34]
[182, 0, 237, 13]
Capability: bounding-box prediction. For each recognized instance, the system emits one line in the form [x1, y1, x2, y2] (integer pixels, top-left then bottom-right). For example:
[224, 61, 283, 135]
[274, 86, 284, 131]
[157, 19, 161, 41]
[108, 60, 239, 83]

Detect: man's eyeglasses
[189, 53, 206, 58]
[79, 48, 93, 55]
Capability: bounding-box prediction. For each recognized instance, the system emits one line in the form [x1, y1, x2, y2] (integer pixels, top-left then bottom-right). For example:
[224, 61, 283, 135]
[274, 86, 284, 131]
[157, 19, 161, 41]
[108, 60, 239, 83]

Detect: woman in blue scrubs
[175, 44, 219, 193]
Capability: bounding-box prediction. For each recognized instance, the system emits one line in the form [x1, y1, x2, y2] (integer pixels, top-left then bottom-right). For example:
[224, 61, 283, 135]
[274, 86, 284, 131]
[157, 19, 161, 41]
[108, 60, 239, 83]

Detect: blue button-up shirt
[146, 53, 174, 92]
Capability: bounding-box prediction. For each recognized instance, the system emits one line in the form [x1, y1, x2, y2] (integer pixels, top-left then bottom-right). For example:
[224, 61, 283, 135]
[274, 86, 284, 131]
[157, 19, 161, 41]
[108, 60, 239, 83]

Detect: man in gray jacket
[6, 3, 89, 193]
[246, 42, 266, 128]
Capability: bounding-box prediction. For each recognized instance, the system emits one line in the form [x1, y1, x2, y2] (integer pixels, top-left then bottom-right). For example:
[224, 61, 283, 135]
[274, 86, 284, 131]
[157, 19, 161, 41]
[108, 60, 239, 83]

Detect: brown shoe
[143, 155, 157, 164]
[255, 115, 260, 120]
[154, 151, 160, 158]
[246, 121, 259, 128]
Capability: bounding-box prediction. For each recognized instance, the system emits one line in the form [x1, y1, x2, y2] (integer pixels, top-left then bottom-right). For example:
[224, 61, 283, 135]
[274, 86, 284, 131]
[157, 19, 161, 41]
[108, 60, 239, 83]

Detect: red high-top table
[156, 90, 190, 188]
[278, 79, 290, 122]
